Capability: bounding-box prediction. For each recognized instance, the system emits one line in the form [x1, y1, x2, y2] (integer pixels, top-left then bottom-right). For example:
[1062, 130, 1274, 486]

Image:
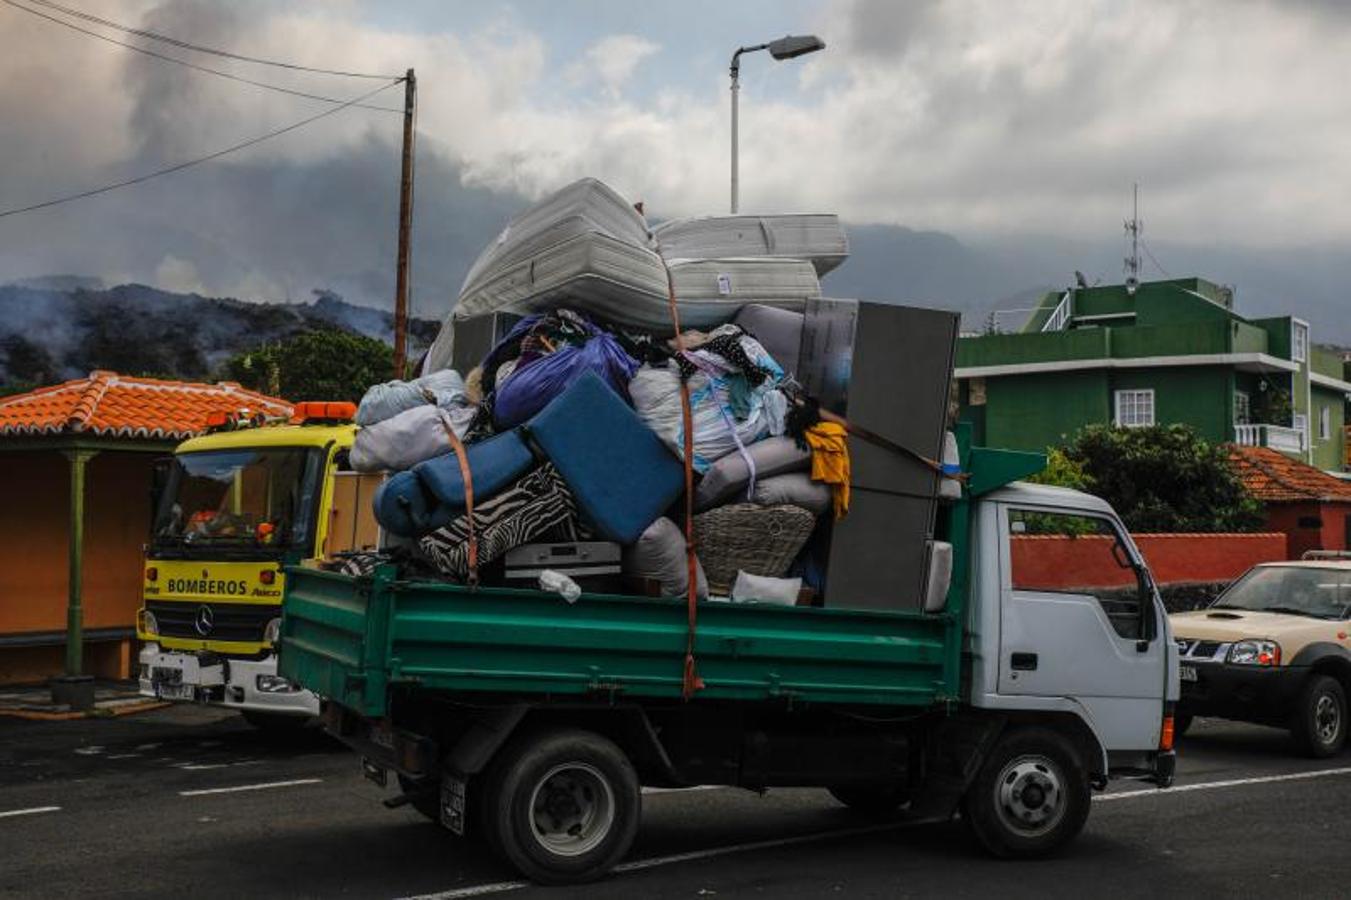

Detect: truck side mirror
[150, 456, 172, 525]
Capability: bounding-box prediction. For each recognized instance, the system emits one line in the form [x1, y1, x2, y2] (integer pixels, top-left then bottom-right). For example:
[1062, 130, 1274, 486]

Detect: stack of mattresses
[423, 180, 846, 373]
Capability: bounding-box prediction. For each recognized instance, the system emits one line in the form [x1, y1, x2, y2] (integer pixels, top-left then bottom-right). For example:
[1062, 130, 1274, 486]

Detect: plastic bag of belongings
[343, 177, 962, 611]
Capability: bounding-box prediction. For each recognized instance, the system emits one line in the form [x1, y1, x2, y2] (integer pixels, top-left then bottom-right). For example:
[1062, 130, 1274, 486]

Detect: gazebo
[0, 371, 290, 704]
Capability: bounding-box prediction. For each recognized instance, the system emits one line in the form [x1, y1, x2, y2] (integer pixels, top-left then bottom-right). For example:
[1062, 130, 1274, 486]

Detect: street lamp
[729, 34, 825, 214]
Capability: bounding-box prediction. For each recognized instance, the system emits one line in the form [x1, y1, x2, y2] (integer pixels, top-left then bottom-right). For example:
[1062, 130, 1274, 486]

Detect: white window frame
[1292, 321, 1308, 363]
[1320, 406, 1331, 441]
[1114, 389, 1155, 428]
[1233, 390, 1251, 426]
[1294, 412, 1310, 449]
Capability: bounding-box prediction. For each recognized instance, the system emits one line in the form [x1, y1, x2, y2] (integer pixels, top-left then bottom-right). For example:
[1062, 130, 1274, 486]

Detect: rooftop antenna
[1124, 182, 1141, 295]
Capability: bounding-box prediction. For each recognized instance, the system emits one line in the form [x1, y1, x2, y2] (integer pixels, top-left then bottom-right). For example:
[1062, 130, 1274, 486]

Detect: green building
[956, 277, 1351, 471]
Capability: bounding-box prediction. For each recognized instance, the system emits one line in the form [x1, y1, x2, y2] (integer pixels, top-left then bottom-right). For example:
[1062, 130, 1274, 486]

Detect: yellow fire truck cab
[136, 402, 377, 730]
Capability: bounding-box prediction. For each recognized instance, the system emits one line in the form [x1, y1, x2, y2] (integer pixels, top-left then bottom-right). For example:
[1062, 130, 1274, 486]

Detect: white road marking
[0, 806, 61, 820]
[179, 778, 323, 797]
[400, 765, 1351, 900]
[73, 747, 104, 756]
[106, 754, 142, 760]
[1094, 765, 1351, 802]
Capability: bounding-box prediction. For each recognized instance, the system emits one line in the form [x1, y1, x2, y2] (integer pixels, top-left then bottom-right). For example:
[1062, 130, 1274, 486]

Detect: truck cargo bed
[279, 567, 954, 718]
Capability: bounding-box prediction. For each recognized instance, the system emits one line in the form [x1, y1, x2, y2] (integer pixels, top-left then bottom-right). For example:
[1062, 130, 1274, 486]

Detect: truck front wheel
[480, 729, 640, 885]
[962, 727, 1091, 858]
[1292, 675, 1347, 758]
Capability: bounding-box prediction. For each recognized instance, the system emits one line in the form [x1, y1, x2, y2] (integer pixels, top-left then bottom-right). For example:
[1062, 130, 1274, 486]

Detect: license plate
[1180, 664, 1198, 682]
[152, 666, 183, 685]
[156, 683, 195, 701]
[440, 776, 467, 836]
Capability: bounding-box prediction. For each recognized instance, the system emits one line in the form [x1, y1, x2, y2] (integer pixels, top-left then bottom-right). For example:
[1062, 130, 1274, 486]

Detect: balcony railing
[1040, 291, 1072, 332]
[1234, 424, 1306, 454]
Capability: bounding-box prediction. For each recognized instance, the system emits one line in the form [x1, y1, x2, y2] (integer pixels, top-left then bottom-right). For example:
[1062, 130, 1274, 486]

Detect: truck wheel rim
[1315, 694, 1342, 745]
[528, 762, 615, 858]
[994, 755, 1064, 837]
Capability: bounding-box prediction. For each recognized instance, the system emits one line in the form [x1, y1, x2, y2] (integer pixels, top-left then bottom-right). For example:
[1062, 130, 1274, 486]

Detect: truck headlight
[264, 617, 282, 645]
[137, 608, 158, 637]
[1229, 640, 1281, 666]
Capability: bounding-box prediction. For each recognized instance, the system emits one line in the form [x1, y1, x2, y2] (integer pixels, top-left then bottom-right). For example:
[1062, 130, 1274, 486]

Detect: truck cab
[137, 403, 370, 729]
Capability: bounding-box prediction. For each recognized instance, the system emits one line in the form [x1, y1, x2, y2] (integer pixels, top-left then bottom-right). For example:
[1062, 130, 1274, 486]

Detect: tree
[1, 335, 58, 387]
[221, 328, 392, 403]
[1048, 424, 1264, 533]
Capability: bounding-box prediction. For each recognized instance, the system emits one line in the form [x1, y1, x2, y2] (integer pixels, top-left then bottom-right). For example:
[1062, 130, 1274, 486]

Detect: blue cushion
[526, 371, 685, 544]
[412, 428, 535, 510]
[373, 470, 452, 538]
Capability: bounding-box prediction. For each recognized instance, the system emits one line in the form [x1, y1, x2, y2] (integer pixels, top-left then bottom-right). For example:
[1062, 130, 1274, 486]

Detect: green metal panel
[280, 572, 953, 716]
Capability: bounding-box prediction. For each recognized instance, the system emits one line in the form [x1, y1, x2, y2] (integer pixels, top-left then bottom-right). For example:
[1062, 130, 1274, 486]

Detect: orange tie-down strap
[662, 266, 705, 700]
[437, 411, 479, 588]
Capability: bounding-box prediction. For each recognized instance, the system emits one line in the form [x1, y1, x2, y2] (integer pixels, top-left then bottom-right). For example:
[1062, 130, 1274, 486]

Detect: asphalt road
[2, 706, 1349, 899]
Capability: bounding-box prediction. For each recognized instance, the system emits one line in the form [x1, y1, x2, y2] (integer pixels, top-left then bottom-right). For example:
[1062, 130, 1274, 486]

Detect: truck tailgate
[279, 567, 951, 718]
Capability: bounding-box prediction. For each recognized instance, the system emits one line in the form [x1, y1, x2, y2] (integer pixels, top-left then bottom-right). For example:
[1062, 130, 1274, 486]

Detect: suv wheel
[1292, 675, 1347, 758]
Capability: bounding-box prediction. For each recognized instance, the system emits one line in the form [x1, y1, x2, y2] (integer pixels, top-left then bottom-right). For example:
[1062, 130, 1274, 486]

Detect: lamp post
[729, 34, 825, 214]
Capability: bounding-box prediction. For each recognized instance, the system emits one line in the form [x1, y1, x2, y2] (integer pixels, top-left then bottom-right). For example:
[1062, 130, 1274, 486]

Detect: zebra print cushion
[418, 464, 580, 580]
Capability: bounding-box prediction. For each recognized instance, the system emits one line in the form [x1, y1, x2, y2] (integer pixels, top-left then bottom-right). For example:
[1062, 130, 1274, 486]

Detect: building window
[1234, 391, 1251, 426]
[1294, 412, 1309, 449]
[1320, 406, 1331, 441]
[1293, 322, 1308, 363]
[1115, 389, 1155, 428]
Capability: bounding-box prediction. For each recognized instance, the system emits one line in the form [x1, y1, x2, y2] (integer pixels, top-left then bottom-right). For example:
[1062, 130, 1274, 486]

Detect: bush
[222, 328, 393, 404]
[1046, 424, 1264, 533]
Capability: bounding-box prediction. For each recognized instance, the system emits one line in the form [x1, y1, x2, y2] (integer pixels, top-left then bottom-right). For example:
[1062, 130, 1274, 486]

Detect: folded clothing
[527, 371, 685, 544]
[733, 304, 804, 378]
[350, 404, 476, 473]
[419, 464, 581, 580]
[622, 517, 708, 600]
[630, 327, 788, 473]
[692, 436, 811, 511]
[413, 428, 536, 509]
[356, 369, 467, 426]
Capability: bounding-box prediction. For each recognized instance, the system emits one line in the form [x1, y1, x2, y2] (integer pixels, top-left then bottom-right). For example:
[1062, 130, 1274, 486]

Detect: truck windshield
[152, 447, 323, 556]
[1213, 566, 1351, 620]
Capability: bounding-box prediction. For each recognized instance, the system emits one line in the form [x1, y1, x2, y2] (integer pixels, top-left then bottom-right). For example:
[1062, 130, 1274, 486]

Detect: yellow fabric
[804, 421, 851, 519]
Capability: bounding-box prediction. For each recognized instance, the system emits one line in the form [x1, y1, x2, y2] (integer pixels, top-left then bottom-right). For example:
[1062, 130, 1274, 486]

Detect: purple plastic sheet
[493, 332, 639, 427]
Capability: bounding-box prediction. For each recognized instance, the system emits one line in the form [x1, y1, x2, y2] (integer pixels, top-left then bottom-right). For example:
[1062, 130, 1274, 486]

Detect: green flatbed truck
[278, 432, 1179, 884]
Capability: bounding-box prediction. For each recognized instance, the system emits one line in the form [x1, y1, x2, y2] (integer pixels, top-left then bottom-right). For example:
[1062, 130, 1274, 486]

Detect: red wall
[1010, 532, 1289, 590]
[1266, 502, 1351, 561]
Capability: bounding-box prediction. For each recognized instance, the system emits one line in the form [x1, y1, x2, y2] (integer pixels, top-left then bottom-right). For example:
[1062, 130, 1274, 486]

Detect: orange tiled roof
[1226, 445, 1351, 503]
[0, 371, 292, 441]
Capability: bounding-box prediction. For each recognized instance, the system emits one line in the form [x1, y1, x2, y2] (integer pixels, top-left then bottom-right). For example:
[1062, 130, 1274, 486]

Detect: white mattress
[653, 214, 848, 275]
[459, 177, 653, 298]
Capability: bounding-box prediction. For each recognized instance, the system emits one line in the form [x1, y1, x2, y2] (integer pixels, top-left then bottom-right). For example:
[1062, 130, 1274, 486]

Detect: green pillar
[63, 449, 97, 676]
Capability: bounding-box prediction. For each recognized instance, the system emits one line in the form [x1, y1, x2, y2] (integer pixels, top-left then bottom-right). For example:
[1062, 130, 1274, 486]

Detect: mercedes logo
[194, 605, 214, 637]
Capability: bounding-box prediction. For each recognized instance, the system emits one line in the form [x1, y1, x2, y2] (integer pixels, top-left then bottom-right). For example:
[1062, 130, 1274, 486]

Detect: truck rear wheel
[480, 729, 640, 885]
[1292, 675, 1347, 759]
[962, 727, 1091, 859]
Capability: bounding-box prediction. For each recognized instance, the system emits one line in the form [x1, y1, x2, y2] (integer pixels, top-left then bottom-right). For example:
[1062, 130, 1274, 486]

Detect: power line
[1141, 239, 1171, 278]
[25, 0, 399, 80]
[2, 0, 403, 113]
[0, 78, 402, 220]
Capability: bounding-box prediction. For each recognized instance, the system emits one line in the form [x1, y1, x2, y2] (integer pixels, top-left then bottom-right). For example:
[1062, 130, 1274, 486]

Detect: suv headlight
[264, 617, 282, 645]
[137, 608, 158, 637]
[1228, 639, 1281, 666]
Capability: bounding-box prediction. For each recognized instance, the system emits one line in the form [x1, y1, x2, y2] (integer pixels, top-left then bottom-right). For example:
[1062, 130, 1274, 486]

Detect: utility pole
[392, 68, 416, 379]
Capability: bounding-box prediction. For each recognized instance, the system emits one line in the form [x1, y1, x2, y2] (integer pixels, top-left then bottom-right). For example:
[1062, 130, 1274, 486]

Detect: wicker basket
[691, 503, 817, 594]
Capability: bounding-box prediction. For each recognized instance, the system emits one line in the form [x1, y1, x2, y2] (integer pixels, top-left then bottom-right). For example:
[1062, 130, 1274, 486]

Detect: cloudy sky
[1, 0, 1349, 333]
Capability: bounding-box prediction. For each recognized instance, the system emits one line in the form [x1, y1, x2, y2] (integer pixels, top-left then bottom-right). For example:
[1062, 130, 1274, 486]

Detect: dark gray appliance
[798, 299, 959, 611]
